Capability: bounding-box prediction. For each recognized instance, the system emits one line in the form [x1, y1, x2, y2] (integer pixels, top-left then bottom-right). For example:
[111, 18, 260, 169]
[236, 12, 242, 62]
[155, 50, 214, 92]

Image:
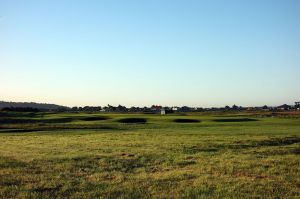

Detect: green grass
[0, 112, 300, 198]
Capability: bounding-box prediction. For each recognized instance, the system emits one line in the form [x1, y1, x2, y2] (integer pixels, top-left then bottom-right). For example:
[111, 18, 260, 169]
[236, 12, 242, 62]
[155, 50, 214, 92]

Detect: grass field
[1, 111, 300, 198]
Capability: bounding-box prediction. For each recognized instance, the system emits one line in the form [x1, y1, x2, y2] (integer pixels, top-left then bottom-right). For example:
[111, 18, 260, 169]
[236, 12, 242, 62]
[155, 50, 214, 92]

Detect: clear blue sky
[1, 0, 299, 107]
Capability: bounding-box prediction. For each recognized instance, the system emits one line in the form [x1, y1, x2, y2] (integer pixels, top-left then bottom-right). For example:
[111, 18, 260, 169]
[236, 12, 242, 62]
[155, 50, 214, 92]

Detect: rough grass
[0, 112, 300, 198]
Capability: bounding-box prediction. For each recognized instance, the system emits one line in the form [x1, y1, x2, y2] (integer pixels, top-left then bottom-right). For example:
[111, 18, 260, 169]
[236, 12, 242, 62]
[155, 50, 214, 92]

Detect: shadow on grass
[0, 129, 43, 133]
[173, 119, 200, 123]
[182, 146, 219, 154]
[0, 118, 73, 124]
[0, 118, 38, 124]
[79, 116, 109, 121]
[43, 118, 74, 123]
[251, 136, 300, 147]
[292, 148, 300, 154]
[31, 185, 63, 195]
[118, 118, 147, 124]
[0, 112, 8, 117]
[64, 153, 174, 173]
[0, 116, 110, 125]
[0, 125, 122, 133]
[213, 118, 258, 122]
[0, 156, 27, 168]
[182, 137, 300, 154]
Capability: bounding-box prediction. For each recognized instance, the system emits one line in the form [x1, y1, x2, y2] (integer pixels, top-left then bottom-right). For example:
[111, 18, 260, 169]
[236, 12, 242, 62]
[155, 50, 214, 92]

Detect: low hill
[0, 101, 70, 111]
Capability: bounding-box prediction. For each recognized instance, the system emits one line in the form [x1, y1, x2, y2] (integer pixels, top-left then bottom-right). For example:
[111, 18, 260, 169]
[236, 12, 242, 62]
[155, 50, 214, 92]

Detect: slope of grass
[0, 112, 300, 198]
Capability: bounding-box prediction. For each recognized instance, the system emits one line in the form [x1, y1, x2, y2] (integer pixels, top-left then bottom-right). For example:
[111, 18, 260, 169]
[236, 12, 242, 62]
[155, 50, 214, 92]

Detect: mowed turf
[0, 112, 300, 198]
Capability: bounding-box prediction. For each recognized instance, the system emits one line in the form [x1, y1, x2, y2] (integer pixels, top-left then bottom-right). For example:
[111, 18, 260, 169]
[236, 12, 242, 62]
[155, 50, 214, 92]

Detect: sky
[1, 0, 300, 107]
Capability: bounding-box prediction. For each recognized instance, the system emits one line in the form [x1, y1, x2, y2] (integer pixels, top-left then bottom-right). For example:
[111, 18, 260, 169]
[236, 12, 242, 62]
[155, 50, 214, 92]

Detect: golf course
[1, 111, 299, 198]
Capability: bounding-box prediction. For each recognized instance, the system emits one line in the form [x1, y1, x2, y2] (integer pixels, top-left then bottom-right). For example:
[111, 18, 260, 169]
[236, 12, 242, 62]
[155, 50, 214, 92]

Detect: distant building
[150, 105, 162, 114]
[295, 102, 300, 110]
[172, 107, 178, 111]
[160, 108, 174, 115]
[277, 104, 291, 111]
[262, 105, 269, 111]
[247, 107, 255, 111]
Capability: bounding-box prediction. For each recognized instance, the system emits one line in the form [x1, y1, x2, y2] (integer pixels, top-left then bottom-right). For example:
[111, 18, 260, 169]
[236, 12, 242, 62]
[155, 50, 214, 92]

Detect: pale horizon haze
[1, 0, 300, 107]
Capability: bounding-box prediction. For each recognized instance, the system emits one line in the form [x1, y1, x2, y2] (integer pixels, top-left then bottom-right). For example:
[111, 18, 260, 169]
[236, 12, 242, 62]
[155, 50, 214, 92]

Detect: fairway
[1, 112, 300, 198]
